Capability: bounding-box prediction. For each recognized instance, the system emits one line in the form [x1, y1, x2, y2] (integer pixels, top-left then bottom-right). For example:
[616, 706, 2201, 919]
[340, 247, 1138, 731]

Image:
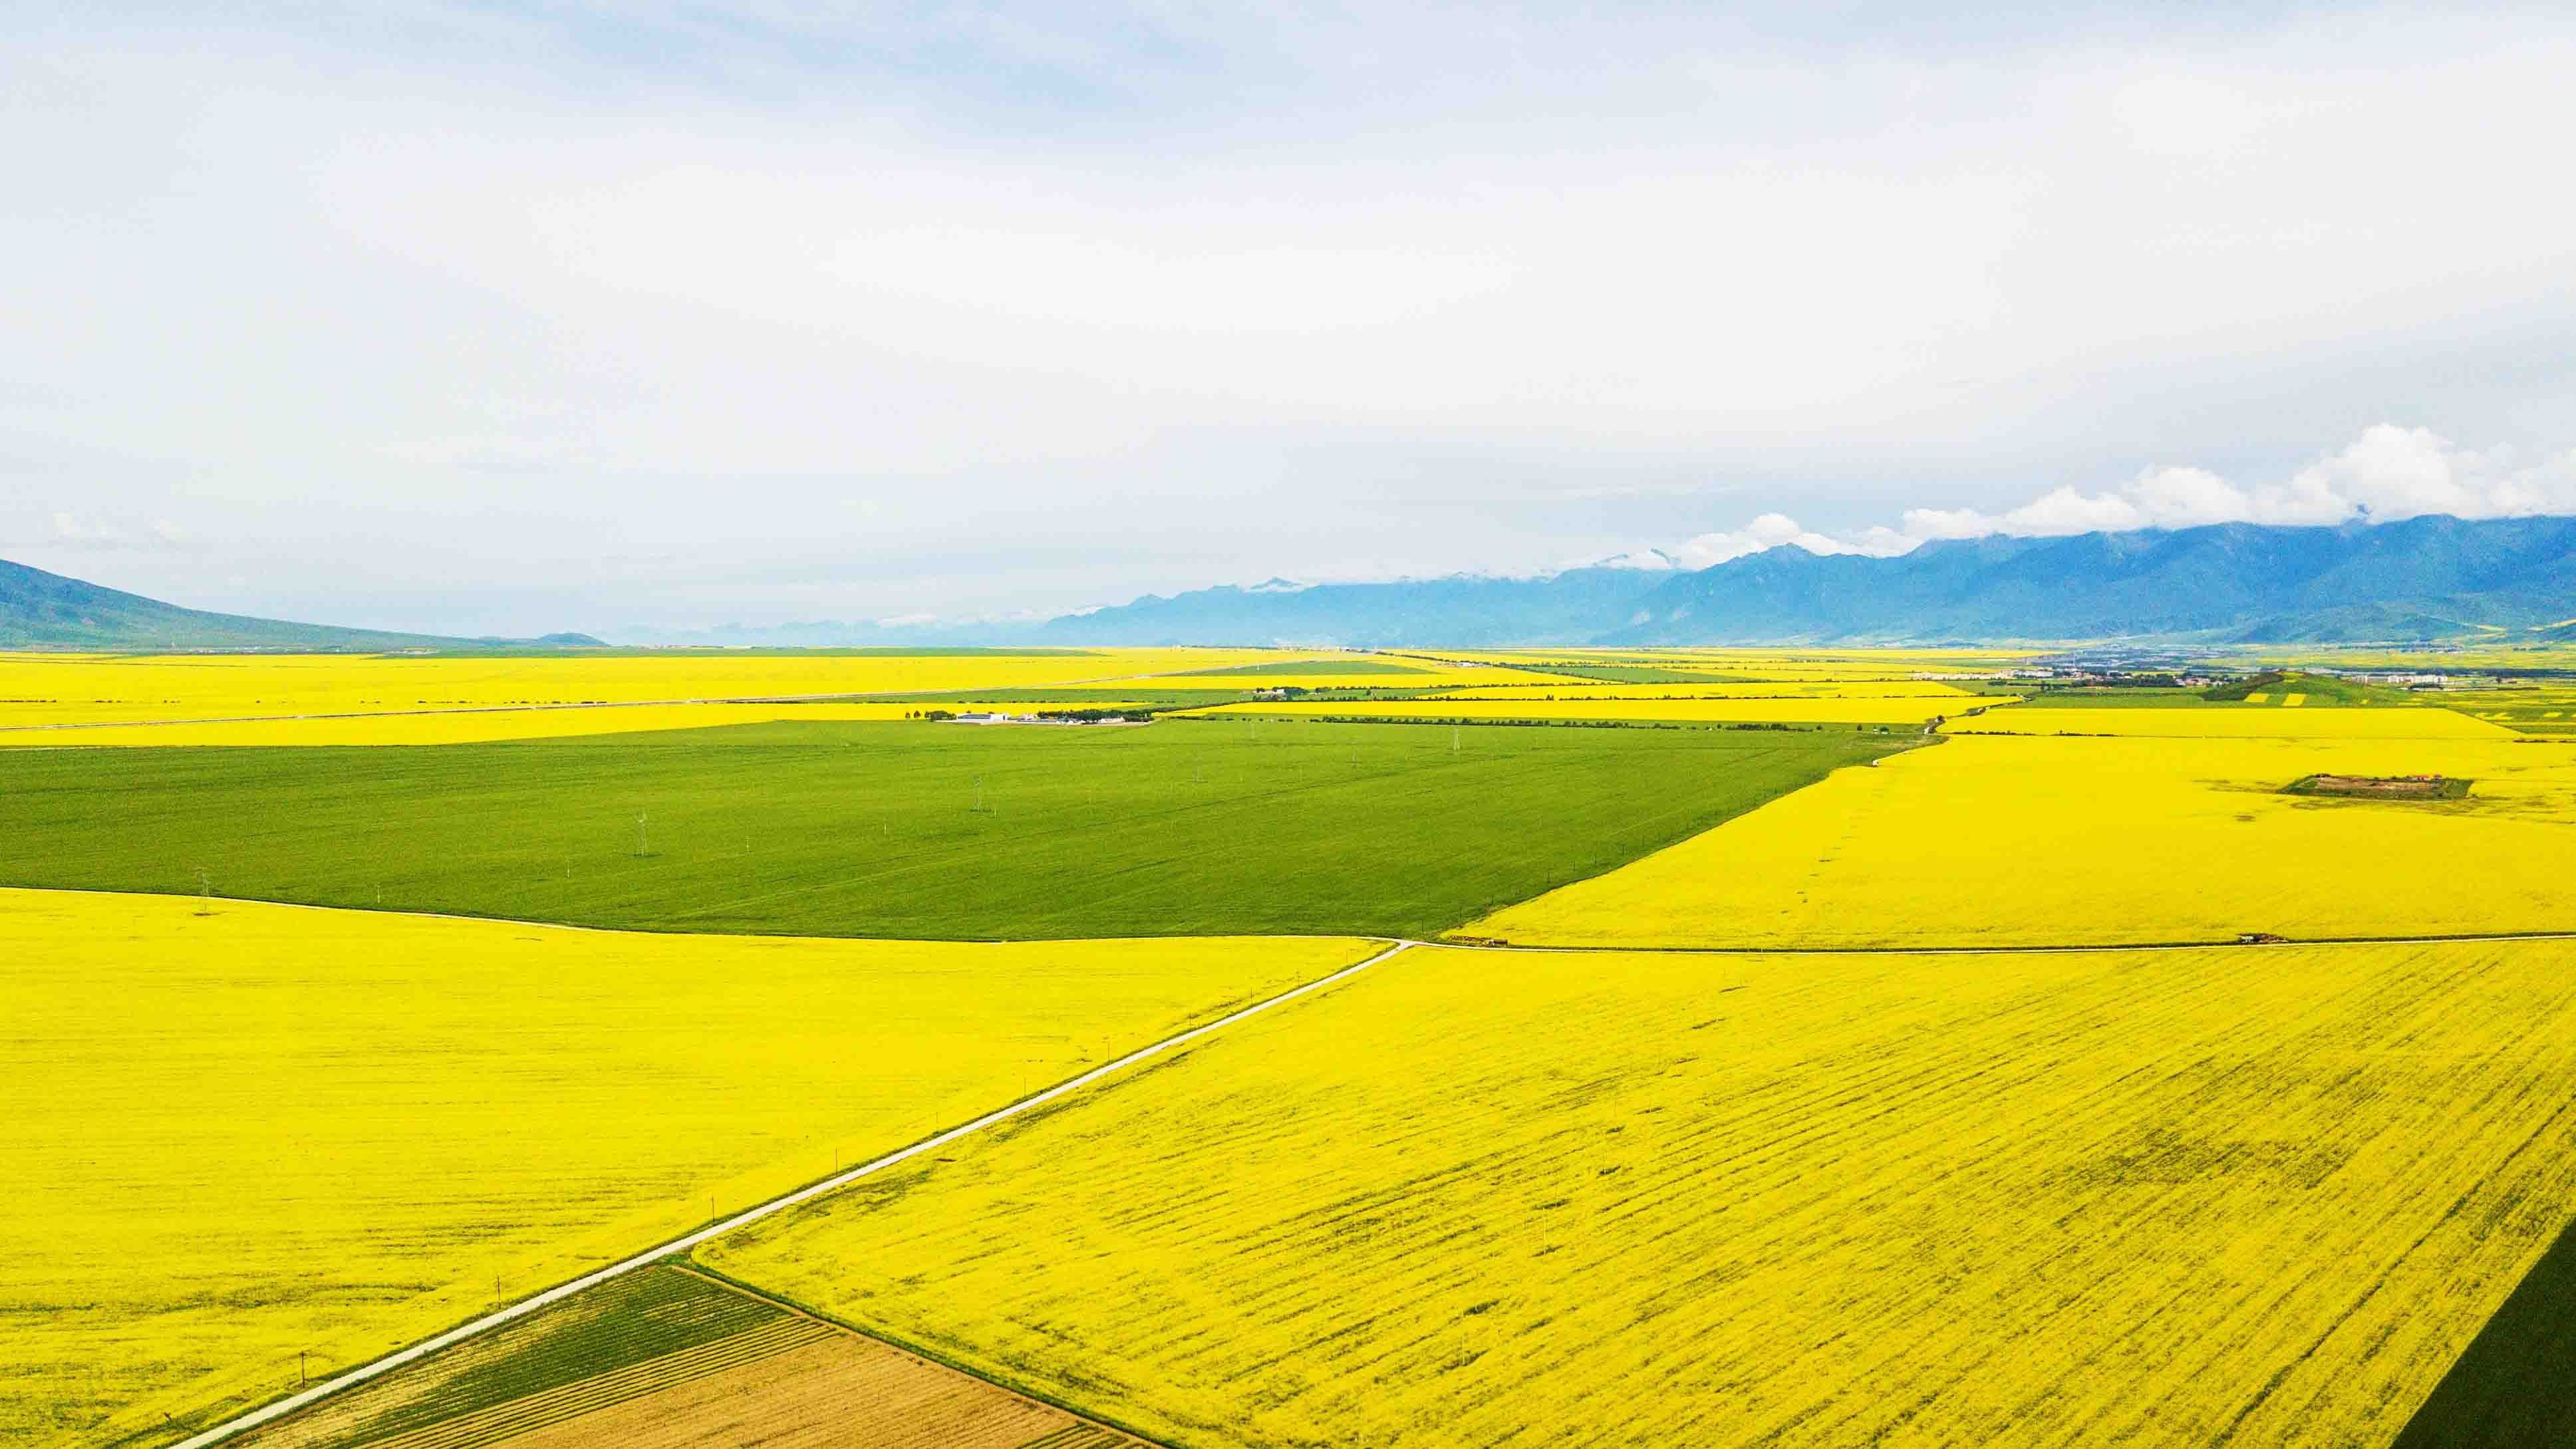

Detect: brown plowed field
[494, 1333, 1123, 1449]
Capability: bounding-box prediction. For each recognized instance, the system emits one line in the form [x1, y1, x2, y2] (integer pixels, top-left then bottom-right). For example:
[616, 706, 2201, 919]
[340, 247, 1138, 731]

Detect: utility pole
[195, 868, 214, 916]
[634, 811, 648, 858]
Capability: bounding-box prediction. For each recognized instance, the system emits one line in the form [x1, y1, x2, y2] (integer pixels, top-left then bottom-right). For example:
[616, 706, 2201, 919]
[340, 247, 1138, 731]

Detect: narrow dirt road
[164, 940, 1413, 1449]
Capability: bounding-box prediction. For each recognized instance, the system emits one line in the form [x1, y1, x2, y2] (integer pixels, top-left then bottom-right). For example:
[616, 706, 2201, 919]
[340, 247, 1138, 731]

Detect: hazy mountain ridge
[12, 515, 2576, 650]
[1034, 567, 1663, 648]
[1041, 516, 2576, 647]
[0, 557, 557, 650]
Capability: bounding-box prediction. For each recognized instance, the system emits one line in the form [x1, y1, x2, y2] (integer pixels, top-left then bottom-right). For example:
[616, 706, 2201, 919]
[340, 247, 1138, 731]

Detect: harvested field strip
[482, 1334, 1123, 1449]
[354, 1319, 834, 1449]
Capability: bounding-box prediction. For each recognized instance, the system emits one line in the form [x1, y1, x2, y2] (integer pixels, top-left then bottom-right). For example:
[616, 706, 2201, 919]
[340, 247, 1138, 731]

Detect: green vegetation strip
[2202, 670, 2420, 705]
[2390, 1216, 2576, 1448]
[0, 718, 1898, 940]
[237, 1267, 779, 1449]
[1161, 659, 1431, 678]
[1503, 664, 1731, 683]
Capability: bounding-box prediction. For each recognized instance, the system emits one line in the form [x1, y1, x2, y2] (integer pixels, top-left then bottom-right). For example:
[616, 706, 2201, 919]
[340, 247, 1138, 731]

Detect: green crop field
[2000, 689, 2223, 707]
[0, 718, 1900, 940]
[2390, 1218, 2576, 1449]
[1163, 658, 1434, 677]
[1508, 664, 1733, 684]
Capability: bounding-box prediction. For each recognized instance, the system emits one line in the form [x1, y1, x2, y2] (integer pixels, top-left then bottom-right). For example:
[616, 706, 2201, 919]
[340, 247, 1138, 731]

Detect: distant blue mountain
[0, 557, 585, 650]
[23, 514, 2576, 651]
[1035, 515, 2576, 646]
[1037, 567, 1660, 648]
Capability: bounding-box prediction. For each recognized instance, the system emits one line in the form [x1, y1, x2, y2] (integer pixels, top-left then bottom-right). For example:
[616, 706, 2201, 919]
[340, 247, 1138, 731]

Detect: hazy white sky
[7, 3, 2575, 635]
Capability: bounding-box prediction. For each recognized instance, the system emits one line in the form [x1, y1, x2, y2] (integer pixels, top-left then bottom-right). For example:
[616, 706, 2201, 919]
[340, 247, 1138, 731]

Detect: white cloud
[1661, 425, 2576, 568]
[2003, 487, 2150, 536]
[1593, 549, 1681, 571]
[42, 511, 196, 551]
[1628, 512, 1924, 571]
[1842, 526, 1921, 558]
[2123, 467, 2251, 528]
[51, 511, 121, 545]
[7, 11, 2576, 631]
[2285, 424, 2562, 521]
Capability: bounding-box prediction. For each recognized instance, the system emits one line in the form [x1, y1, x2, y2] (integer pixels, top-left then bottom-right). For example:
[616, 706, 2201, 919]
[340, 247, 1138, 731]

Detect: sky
[6, 3, 2576, 638]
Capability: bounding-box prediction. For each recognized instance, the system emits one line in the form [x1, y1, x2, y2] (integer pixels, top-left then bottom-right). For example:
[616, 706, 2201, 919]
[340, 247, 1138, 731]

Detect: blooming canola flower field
[1181, 696, 2001, 725]
[0, 888, 1367, 1448]
[704, 938, 2576, 1449]
[17, 646, 2576, 1449]
[1469, 730, 2576, 948]
[1424, 678, 1981, 700]
[1412, 646, 2042, 679]
[0, 649, 1319, 728]
[0, 701, 1153, 749]
[1945, 704, 2512, 739]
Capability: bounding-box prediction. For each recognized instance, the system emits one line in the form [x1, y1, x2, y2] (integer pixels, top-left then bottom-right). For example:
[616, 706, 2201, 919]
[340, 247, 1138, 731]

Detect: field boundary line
[1413, 928, 2576, 956]
[160, 939, 1411, 1449]
[18, 884, 2576, 958]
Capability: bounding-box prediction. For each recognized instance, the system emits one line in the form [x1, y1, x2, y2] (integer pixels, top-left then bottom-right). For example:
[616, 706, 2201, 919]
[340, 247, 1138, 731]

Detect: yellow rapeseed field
[0, 888, 1367, 1448]
[1409, 647, 2038, 678]
[1178, 696, 2003, 725]
[1037, 656, 1600, 691]
[0, 702, 1151, 749]
[1415, 680, 1980, 700]
[704, 939, 2576, 1449]
[1471, 732, 2576, 948]
[0, 649, 1312, 727]
[1945, 704, 2513, 739]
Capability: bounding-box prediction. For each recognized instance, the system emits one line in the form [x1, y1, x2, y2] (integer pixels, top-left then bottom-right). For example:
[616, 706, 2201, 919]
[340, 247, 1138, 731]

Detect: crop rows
[1473, 731, 2576, 948]
[481, 1333, 1082, 1449]
[353, 1317, 834, 1449]
[704, 938, 2576, 1448]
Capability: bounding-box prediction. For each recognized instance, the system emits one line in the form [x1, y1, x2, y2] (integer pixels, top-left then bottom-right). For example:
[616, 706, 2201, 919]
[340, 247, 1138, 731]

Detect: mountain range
[1036, 515, 2576, 648]
[0, 556, 599, 650]
[8, 515, 2576, 650]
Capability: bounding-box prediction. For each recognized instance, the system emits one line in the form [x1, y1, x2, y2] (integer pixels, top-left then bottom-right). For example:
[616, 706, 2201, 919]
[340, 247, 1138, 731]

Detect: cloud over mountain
[1661, 426, 2576, 571]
